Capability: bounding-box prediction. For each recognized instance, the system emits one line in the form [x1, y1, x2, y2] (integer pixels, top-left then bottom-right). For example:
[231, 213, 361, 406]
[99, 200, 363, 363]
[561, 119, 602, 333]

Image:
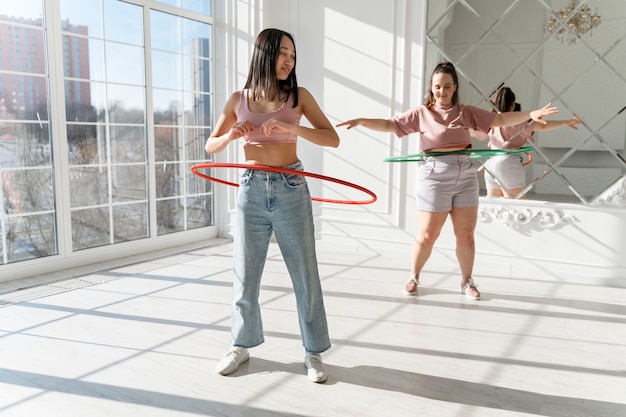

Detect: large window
[150, 9, 213, 235]
[0, 0, 214, 266]
[0, 2, 55, 264]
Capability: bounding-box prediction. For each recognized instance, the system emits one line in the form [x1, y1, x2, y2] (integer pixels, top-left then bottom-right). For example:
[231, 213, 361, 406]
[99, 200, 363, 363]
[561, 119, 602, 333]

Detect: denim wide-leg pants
[231, 161, 331, 354]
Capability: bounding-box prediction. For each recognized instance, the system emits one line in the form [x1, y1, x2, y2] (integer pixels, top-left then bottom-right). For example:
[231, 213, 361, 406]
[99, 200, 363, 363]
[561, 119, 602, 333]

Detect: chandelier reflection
[544, 0, 601, 44]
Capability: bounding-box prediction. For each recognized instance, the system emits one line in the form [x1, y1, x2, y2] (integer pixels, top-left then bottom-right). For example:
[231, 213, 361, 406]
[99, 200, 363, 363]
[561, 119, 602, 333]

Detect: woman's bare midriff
[243, 143, 299, 167]
[425, 145, 470, 153]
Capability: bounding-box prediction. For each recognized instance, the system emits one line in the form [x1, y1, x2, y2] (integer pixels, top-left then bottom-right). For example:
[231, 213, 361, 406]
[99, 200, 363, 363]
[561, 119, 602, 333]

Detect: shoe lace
[306, 354, 323, 368]
[227, 347, 243, 359]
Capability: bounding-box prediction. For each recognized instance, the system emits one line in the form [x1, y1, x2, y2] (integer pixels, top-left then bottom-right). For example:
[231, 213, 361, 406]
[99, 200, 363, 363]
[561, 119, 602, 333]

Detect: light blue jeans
[231, 161, 331, 354]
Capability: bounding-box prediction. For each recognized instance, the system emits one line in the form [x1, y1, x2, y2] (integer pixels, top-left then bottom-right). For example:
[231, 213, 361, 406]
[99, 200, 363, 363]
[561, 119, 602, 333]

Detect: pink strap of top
[237, 89, 300, 146]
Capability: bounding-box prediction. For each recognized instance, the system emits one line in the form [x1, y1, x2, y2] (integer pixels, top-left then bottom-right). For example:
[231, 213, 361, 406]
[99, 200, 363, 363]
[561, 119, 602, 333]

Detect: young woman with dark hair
[206, 28, 339, 383]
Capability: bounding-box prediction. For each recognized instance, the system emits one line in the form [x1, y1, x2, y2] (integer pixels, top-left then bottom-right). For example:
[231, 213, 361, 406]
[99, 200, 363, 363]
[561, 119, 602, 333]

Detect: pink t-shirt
[237, 89, 301, 146]
[485, 120, 535, 150]
[391, 104, 496, 152]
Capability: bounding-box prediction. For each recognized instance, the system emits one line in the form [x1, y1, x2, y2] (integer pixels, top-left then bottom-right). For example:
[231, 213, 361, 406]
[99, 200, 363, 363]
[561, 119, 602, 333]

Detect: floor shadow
[0, 368, 308, 417]
[228, 358, 626, 417]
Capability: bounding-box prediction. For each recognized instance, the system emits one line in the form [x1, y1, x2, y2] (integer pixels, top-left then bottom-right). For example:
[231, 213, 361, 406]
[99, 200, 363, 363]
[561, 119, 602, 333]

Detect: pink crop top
[391, 104, 496, 152]
[486, 121, 535, 150]
[237, 89, 301, 146]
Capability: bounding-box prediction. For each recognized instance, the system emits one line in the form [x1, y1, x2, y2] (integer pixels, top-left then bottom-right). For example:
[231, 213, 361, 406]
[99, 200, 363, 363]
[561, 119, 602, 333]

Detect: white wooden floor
[1, 238, 625, 417]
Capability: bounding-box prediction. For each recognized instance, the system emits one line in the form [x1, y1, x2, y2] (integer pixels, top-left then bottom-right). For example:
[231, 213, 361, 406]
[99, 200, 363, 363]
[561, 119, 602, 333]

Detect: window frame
[0, 0, 217, 282]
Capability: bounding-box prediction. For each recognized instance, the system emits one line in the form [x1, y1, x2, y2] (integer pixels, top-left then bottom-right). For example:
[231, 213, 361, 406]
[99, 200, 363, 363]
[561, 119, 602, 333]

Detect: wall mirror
[425, 0, 626, 205]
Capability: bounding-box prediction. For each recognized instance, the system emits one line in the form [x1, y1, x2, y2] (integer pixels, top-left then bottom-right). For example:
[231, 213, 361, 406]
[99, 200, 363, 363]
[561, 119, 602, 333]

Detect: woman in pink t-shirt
[478, 87, 581, 198]
[337, 62, 558, 300]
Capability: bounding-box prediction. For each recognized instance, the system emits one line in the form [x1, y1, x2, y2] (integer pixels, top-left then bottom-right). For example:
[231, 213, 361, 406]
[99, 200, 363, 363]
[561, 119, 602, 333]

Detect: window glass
[1, 0, 44, 21]
[71, 207, 110, 249]
[155, 126, 183, 163]
[183, 56, 211, 93]
[61, 35, 106, 81]
[152, 50, 184, 90]
[103, 0, 143, 45]
[182, 18, 211, 57]
[60, 0, 104, 38]
[183, 90, 211, 127]
[1, 0, 213, 266]
[0, 5, 56, 264]
[185, 127, 210, 160]
[65, 80, 107, 122]
[153, 88, 184, 125]
[150, 9, 213, 235]
[156, 198, 183, 234]
[6, 214, 57, 263]
[69, 167, 109, 207]
[182, 0, 212, 16]
[156, 163, 183, 198]
[151, 11, 181, 53]
[0, 25, 46, 75]
[107, 83, 145, 124]
[67, 124, 106, 164]
[64, 0, 148, 250]
[105, 42, 145, 85]
[110, 126, 145, 163]
[0, 74, 49, 121]
[153, 0, 212, 16]
[113, 202, 148, 242]
[111, 165, 147, 203]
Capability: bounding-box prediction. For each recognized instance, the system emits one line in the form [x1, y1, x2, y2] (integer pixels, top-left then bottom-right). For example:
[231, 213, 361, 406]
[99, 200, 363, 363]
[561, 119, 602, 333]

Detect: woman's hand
[230, 120, 255, 139]
[530, 103, 559, 124]
[567, 113, 582, 129]
[260, 118, 291, 136]
[336, 119, 362, 130]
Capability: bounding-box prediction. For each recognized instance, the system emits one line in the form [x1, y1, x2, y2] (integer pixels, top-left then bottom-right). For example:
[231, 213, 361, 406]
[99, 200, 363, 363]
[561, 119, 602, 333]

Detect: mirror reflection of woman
[337, 62, 558, 300]
[477, 87, 582, 198]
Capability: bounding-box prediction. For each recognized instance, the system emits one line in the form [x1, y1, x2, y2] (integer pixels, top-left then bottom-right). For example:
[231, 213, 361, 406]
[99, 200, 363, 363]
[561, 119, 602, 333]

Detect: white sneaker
[304, 353, 328, 383]
[216, 347, 249, 375]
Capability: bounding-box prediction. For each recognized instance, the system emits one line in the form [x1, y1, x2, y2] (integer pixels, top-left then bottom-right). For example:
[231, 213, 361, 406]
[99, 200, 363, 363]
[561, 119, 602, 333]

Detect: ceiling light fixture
[544, 0, 601, 44]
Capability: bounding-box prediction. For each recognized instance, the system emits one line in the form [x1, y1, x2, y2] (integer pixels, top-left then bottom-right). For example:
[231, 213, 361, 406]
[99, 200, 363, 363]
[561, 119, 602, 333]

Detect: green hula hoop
[384, 146, 534, 163]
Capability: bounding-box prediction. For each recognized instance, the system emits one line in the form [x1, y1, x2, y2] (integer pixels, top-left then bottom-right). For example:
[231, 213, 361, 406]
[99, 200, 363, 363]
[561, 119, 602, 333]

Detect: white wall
[218, 0, 626, 285]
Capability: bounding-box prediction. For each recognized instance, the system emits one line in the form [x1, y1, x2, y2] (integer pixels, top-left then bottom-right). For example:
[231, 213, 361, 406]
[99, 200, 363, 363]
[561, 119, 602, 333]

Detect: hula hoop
[522, 152, 533, 166]
[190, 162, 377, 205]
[384, 146, 534, 163]
[477, 152, 533, 174]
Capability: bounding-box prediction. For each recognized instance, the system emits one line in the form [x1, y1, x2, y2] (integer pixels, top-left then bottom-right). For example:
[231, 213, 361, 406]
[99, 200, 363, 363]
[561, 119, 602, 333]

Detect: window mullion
[144, 5, 158, 238]
[46, 0, 72, 258]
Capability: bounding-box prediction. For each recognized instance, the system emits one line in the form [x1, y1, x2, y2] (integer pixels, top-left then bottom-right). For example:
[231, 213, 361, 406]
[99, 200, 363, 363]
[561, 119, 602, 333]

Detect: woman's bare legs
[449, 205, 480, 298]
[487, 188, 503, 197]
[502, 186, 525, 199]
[404, 210, 448, 295]
[405, 207, 480, 299]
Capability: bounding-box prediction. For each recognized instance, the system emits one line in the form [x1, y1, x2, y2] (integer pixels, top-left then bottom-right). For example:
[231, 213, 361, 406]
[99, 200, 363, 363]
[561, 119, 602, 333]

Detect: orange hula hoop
[522, 152, 533, 166]
[190, 163, 377, 205]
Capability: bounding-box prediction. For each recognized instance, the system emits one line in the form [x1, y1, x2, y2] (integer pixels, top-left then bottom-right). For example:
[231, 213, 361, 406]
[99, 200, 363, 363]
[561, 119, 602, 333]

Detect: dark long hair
[424, 61, 459, 107]
[244, 28, 299, 107]
[493, 86, 516, 113]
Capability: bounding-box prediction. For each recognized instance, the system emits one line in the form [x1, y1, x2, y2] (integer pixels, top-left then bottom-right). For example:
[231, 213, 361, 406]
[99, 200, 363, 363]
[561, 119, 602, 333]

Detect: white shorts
[483, 154, 525, 190]
[416, 155, 478, 212]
